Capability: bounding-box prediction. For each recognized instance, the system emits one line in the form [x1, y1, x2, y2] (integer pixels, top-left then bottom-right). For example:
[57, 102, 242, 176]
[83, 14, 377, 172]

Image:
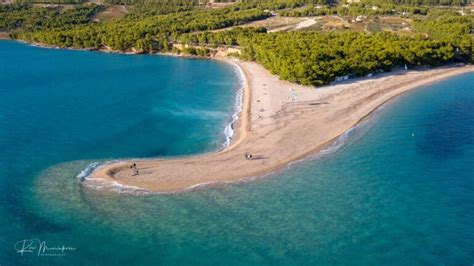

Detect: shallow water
[1, 41, 474, 265]
[0, 41, 239, 264]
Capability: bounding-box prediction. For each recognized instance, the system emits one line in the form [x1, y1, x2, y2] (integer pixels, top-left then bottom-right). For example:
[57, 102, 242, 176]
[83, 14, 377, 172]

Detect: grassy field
[223, 13, 414, 35]
[92, 5, 128, 22]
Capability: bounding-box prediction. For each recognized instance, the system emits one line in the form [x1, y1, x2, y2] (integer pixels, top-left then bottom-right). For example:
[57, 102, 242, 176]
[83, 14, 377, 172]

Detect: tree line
[279, 3, 431, 17]
[240, 30, 471, 86]
[15, 6, 271, 51]
[2, 1, 472, 86]
[355, 0, 469, 6]
[178, 11, 472, 86]
[0, 4, 101, 32]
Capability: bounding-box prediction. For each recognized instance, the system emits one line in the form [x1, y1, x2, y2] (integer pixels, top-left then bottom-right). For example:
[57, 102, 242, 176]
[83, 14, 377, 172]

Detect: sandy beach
[83, 61, 474, 193]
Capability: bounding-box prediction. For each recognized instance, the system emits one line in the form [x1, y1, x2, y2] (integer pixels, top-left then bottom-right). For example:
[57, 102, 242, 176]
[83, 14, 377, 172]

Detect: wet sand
[84, 61, 474, 193]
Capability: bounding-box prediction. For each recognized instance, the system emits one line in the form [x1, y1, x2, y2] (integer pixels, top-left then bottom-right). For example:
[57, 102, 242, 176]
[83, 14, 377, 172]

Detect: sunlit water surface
[1, 41, 473, 265]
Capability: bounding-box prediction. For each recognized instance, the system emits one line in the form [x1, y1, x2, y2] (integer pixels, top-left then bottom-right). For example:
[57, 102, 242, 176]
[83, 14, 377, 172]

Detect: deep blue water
[1, 40, 474, 265]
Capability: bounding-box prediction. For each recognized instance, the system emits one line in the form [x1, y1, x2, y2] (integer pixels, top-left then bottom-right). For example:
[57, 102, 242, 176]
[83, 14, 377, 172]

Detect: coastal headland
[83, 61, 474, 193]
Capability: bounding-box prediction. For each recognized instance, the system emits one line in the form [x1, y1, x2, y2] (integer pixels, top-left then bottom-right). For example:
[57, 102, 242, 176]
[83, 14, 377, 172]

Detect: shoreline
[83, 60, 474, 194]
[6, 39, 250, 152]
[220, 59, 251, 151]
[221, 59, 246, 148]
[13, 39, 230, 59]
[0, 32, 10, 40]
[5, 39, 246, 149]
[11, 37, 472, 194]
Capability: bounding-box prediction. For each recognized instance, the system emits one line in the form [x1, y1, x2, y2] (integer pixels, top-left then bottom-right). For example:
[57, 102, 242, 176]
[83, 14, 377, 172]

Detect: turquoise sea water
[1, 41, 474, 265]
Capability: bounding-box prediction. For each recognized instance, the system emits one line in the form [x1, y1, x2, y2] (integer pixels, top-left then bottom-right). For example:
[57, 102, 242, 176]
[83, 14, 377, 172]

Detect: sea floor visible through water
[1, 41, 473, 265]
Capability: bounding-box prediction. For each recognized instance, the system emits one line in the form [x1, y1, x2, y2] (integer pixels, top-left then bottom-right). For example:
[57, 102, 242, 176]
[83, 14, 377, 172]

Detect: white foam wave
[78, 118, 368, 195]
[77, 161, 151, 195]
[82, 177, 151, 195]
[223, 60, 245, 147]
[77, 162, 101, 182]
[317, 125, 359, 156]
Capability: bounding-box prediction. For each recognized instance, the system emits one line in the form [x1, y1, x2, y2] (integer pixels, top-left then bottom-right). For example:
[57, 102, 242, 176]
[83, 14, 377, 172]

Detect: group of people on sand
[129, 154, 257, 176]
[130, 163, 139, 176]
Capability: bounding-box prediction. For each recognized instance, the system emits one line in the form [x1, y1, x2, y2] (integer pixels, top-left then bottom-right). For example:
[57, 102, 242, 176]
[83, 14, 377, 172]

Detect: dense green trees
[241, 31, 470, 85]
[0, 4, 101, 32]
[179, 11, 472, 86]
[237, 0, 336, 10]
[356, 0, 469, 6]
[279, 3, 430, 17]
[178, 27, 267, 46]
[103, 0, 199, 5]
[183, 29, 471, 86]
[16, 0, 87, 4]
[123, 2, 197, 19]
[2, 1, 471, 86]
[244, 12, 472, 85]
[16, 6, 271, 51]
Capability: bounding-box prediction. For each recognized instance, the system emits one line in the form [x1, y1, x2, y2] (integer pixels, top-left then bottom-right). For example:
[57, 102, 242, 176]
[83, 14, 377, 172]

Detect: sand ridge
[84, 61, 474, 193]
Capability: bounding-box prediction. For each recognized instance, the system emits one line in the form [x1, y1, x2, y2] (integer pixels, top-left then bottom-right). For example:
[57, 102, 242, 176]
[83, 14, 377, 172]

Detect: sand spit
[84, 61, 474, 193]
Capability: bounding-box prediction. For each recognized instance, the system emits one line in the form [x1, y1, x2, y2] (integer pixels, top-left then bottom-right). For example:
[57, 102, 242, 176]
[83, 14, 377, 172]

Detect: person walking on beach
[131, 163, 139, 176]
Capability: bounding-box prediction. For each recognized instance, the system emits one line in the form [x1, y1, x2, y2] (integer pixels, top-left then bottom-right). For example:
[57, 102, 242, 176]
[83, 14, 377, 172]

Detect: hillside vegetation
[1, 0, 472, 86]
